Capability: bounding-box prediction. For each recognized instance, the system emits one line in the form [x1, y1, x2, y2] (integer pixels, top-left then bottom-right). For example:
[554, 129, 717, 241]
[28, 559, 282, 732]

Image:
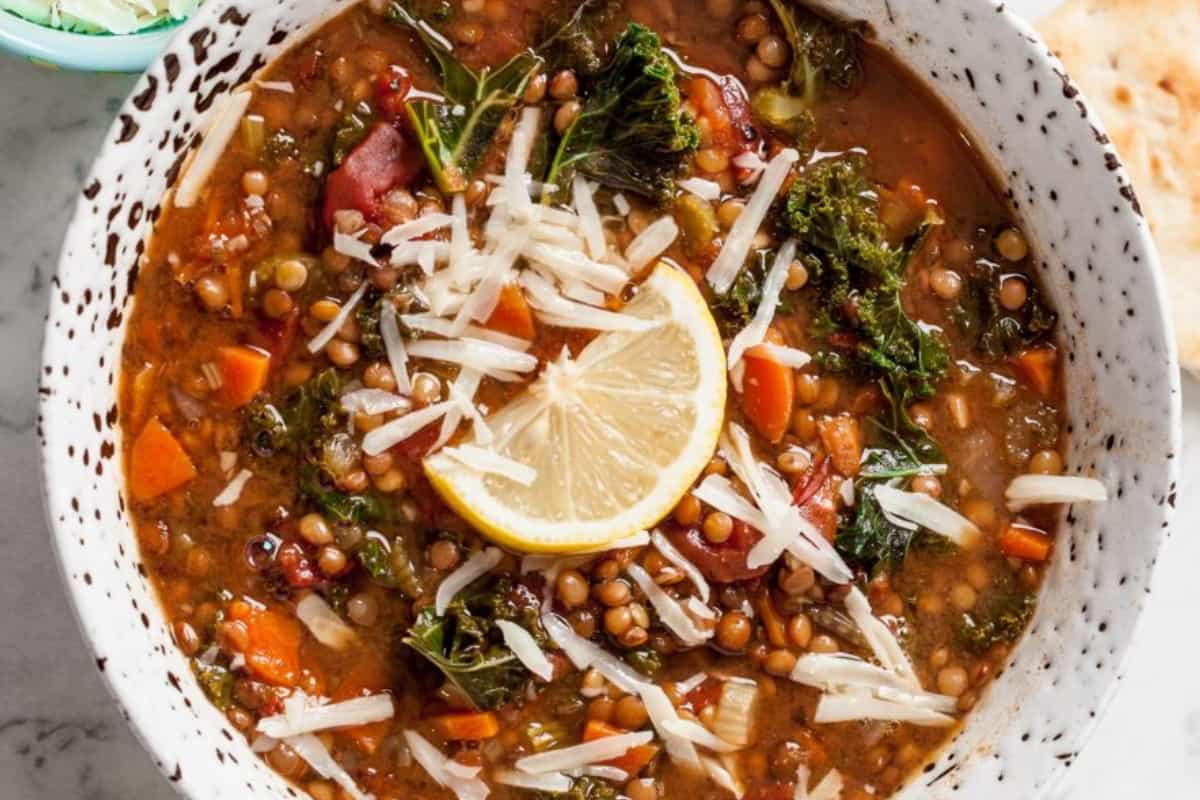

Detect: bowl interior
[37, 0, 1181, 798]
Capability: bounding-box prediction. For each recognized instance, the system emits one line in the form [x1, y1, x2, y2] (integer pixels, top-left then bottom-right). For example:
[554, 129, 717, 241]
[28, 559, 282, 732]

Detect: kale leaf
[358, 534, 423, 597]
[388, 1, 543, 193]
[956, 591, 1036, 654]
[543, 23, 699, 202]
[539, 0, 623, 77]
[192, 661, 234, 709]
[710, 249, 792, 336]
[779, 155, 949, 404]
[835, 446, 935, 571]
[243, 368, 343, 458]
[766, 0, 860, 106]
[299, 464, 386, 525]
[951, 259, 1058, 360]
[402, 577, 542, 709]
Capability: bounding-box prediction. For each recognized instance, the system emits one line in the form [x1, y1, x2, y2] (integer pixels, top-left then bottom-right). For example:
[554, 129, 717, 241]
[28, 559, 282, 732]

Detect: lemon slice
[424, 264, 727, 553]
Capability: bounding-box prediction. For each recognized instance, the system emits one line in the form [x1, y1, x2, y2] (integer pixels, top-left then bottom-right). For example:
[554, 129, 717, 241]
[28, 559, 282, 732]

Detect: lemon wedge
[424, 264, 727, 553]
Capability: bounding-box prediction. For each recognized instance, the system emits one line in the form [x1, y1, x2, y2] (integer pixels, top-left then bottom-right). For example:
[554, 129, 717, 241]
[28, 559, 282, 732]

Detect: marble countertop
[2, 2, 1197, 797]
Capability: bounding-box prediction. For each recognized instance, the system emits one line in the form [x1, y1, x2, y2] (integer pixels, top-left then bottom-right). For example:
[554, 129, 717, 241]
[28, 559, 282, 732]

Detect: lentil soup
[119, 1, 1108, 798]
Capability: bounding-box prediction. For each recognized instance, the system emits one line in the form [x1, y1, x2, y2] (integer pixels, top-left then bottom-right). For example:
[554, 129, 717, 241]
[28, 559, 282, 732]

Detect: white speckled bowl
[38, 0, 1182, 797]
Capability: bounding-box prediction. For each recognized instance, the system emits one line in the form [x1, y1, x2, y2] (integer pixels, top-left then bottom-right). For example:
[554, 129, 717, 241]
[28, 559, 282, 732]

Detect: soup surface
[120, 1, 1082, 798]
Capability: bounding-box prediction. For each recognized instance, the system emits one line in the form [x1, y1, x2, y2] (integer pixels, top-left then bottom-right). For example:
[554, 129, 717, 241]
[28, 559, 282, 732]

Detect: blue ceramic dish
[0, 7, 181, 71]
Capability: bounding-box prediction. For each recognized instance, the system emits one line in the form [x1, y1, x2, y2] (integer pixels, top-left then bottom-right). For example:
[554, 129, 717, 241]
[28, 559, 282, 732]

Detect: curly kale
[298, 464, 385, 525]
[956, 591, 1037, 654]
[951, 259, 1058, 361]
[388, 1, 542, 193]
[778, 155, 949, 405]
[767, 0, 860, 105]
[836, 445, 937, 571]
[402, 577, 545, 710]
[543, 23, 699, 202]
[358, 534, 423, 597]
[539, 0, 623, 77]
[243, 368, 343, 459]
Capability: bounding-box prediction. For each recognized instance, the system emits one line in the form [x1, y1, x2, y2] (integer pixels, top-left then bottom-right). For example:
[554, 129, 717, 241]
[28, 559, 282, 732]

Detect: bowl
[0, 7, 183, 72]
[37, 0, 1182, 797]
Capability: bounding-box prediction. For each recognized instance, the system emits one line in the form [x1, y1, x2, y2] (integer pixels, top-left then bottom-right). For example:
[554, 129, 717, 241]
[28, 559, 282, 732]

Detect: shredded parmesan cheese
[650, 530, 710, 602]
[405, 731, 489, 800]
[175, 90, 253, 208]
[296, 594, 358, 651]
[871, 486, 982, 548]
[212, 469, 252, 507]
[307, 282, 369, 354]
[496, 620, 554, 681]
[707, 148, 799, 292]
[516, 732, 654, 774]
[678, 177, 722, 200]
[625, 216, 679, 271]
[258, 692, 393, 738]
[441, 444, 537, 486]
[286, 733, 373, 800]
[1005, 474, 1108, 510]
[627, 564, 712, 646]
[436, 547, 503, 616]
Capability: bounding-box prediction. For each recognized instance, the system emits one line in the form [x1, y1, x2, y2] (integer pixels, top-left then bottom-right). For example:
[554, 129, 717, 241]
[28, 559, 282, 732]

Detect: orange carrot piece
[1012, 345, 1058, 396]
[998, 524, 1052, 562]
[817, 415, 863, 478]
[332, 655, 393, 754]
[484, 283, 535, 340]
[228, 603, 303, 687]
[431, 711, 501, 741]
[582, 720, 659, 774]
[129, 417, 197, 501]
[756, 592, 788, 648]
[215, 345, 271, 408]
[741, 345, 794, 443]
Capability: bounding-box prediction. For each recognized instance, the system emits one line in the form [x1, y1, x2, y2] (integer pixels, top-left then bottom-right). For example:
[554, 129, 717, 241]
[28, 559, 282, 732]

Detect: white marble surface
[1, 1, 1197, 797]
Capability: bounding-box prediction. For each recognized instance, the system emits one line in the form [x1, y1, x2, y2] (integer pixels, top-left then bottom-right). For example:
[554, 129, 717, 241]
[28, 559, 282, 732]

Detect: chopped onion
[340, 388, 411, 416]
[872, 486, 982, 548]
[212, 468, 252, 507]
[174, 90, 253, 208]
[496, 620, 554, 681]
[258, 693, 393, 738]
[286, 733, 373, 800]
[1005, 474, 1108, 511]
[307, 282, 368, 354]
[436, 547, 503, 616]
[361, 399, 456, 456]
[625, 216, 679, 271]
[295, 594, 358, 651]
[404, 730, 489, 800]
[380, 301, 412, 395]
[651, 530, 710, 602]
[515, 731, 653, 774]
[493, 769, 573, 792]
[707, 148, 799, 292]
[627, 564, 712, 646]
[712, 679, 758, 749]
[441, 444, 537, 486]
[678, 177, 722, 200]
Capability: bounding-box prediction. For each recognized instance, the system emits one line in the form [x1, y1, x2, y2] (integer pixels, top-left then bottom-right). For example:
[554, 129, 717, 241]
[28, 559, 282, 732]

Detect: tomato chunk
[322, 122, 422, 229]
[665, 522, 769, 583]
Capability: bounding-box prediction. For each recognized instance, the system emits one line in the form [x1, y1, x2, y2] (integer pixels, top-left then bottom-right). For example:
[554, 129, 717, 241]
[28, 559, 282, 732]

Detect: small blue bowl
[0, 7, 182, 72]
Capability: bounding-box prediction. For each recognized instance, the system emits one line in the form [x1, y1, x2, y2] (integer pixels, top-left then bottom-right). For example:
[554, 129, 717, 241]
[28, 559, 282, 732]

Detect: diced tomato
[275, 541, 319, 588]
[719, 74, 759, 148]
[375, 65, 413, 120]
[664, 522, 769, 584]
[791, 458, 837, 542]
[684, 677, 723, 712]
[322, 122, 423, 229]
[747, 782, 796, 800]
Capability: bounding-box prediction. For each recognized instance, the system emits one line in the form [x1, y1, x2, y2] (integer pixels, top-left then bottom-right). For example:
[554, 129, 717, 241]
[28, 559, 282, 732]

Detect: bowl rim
[0, 6, 184, 71]
[37, 0, 1184, 797]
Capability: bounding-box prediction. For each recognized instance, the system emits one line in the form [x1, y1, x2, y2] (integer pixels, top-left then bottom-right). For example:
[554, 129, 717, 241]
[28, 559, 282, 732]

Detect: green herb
[358, 535, 423, 597]
[388, 1, 542, 193]
[778, 155, 948, 404]
[192, 661, 234, 710]
[956, 591, 1036, 654]
[403, 578, 541, 709]
[543, 23, 699, 202]
[951, 260, 1057, 360]
[538, 0, 623, 77]
[765, 0, 860, 106]
[299, 463, 386, 524]
[750, 86, 816, 154]
[532, 777, 619, 800]
[324, 583, 351, 615]
[261, 129, 299, 167]
[330, 101, 375, 167]
[624, 647, 662, 677]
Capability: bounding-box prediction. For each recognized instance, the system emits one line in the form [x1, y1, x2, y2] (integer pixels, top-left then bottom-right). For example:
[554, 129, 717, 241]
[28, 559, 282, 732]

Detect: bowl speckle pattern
[37, 0, 1180, 798]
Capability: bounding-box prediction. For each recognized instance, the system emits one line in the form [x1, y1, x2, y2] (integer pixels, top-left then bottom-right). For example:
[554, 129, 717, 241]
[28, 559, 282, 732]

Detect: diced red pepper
[664, 521, 769, 584]
[322, 122, 423, 229]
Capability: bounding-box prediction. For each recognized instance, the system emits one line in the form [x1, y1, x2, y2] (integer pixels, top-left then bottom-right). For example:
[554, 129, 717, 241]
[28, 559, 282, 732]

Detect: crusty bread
[1040, 0, 1200, 369]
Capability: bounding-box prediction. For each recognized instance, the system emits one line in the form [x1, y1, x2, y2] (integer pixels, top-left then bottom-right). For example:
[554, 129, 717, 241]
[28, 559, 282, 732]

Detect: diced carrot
[741, 345, 794, 443]
[756, 592, 788, 648]
[817, 415, 863, 477]
[332, 654, 393, 755]
[215, 345, 271, 408]
[129, 417, 197, 501]
[1012, 345, 1058, 396]
[228, 603, 303, 687]
[998, 524, 1052, 562]
[431, 711, 501, 741]
[582, 720, 658, 775]
[484, 283, 535, 340]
